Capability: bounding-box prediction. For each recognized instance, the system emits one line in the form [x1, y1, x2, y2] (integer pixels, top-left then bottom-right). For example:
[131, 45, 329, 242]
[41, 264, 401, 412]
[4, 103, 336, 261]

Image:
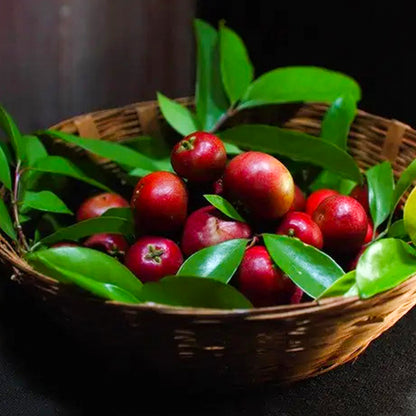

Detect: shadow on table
[1, 277, 416, 416]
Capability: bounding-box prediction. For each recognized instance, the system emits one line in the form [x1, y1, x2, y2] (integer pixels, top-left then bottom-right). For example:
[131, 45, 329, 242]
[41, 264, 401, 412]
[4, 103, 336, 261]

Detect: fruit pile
[63, 131, 375, 307]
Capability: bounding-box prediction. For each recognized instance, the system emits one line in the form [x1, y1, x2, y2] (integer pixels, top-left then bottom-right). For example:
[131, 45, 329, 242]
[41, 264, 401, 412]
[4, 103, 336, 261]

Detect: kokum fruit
[76, 193, 129, 222]
[305, 189, 339, 216]
[171, 131, 227, 182]
[350, 184, 370, 214]
[236, 246, 302, 307]
[312, 195, 368, 253]
[276, 211, 323, 249]
[124, 236, 183, 282]
[288, 185, 306, 212]
[131, 172, 188, 233]
[181, 206, 252, 256]
[84, 233, 129, 259]
[223, 151, 294, 221]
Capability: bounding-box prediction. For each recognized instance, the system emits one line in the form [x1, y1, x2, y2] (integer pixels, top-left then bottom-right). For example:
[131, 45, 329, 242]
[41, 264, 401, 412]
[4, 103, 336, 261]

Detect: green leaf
[31, 156, 111, 192]
[22, 190, 73, 215]
[157, 92, 199, 136]
[0, 105, 25, 162]
[356, 239, 416, 298]
[102, 207, 134, 223]
[239, 66, 361, 109]
[194, 19, 229, 131]
[177, 238, 248, 283]
[404, 186, 416, 244]
[26, 246, 143, 300]
[392, 159, 416, 211]
[319, 271, 358, 298]
[41, 130, 159, 172]
[141, 275, 252, 309]
[224, 142, 243, 155]
[0, 142, 11, 190]
[263, 234, 344, 299]
[0, 198, 17, 240]
[365, 162, 394, 229]
[219, 22, 253, 104]
[203, 194, 246, 222]
[388, 219, 408, 239]
[321, 95, 356, 149]
[37, 216, 133, 246]
[0, 142, 13, 165]
[220, 124, 363, 183]
[23, 135, 48, 167]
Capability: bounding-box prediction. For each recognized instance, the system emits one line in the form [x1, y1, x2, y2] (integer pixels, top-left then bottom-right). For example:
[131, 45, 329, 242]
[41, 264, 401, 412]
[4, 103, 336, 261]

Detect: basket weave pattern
[1, 100, 416, 386]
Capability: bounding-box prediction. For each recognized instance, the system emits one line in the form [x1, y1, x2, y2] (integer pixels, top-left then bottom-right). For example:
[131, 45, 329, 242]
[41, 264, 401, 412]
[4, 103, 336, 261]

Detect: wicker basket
[1, 99, 416, 388]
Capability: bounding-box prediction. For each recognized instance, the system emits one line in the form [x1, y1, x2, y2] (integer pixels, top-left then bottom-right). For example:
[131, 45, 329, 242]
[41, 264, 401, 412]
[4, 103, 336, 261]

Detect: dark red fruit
[348, 246, 367, 271]
[364, 221, 374, 244]
[131, 172, 188, 233]
[312, 195, 368, 253]
[236, 246, 302, 307]
[213, 177, 224, 195]
[76, 193, 129, 222]
[181, 205, 252, 256]
[288, 185, 306, 212]
[223, 151, 294, 221]
[305, 189, 338, 216]
[124, 236, 183, 282]
[171, 131, 227, 182]
[276, 211, 323, 249]
[51, 242, 80, 248]
[84, 233, 129, 259]
[350, 184, 370, 214]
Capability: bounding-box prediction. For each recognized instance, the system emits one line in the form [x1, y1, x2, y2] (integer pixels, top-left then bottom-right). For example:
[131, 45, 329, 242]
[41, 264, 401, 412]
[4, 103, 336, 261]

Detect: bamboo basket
[1, 99, 416, 388]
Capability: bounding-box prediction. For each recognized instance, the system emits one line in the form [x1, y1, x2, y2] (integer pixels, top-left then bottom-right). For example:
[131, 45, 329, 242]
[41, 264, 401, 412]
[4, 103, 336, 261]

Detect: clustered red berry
[61, 131, 372, 308]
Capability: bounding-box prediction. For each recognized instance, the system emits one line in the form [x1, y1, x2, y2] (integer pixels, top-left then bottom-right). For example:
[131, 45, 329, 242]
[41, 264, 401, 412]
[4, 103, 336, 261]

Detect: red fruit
[181, 206, 252, 256]
[305, 189, 338, 216]
[223, 151, 294, 221]
[131, 172, 188, 233]
[364, 221, 374, 244]
[348, 246, 367, 271]
[84, 233, 129, 258]
[312, 195, 368, 253]
[76, 193, 129, 222]
[124, 236, 183, 282]
[288, 185, 306, 212]
[213, 177, 224, 195]
[276, 211, 323, 249]
[51, 242, 80, 248]
[171, 131, 227, 182]
[350, 184, 370, 214]
[236, 246, 301, 307]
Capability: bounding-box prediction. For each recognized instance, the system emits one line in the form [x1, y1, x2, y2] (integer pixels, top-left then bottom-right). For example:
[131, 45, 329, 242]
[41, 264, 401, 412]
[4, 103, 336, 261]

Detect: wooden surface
[0, 0, 195, 132]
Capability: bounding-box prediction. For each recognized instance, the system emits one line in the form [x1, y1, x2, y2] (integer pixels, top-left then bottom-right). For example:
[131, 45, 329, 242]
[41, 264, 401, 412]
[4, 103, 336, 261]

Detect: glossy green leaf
[365, 162, 394, 229]
[220, 124, 362, 183]
[203, 194, 246, 222]
[388, 220, 408, 239]
[239, 66, 361, 109]
[41, 130, 158, 172]
[26, 246, 143, 299]
[177, 238, 248, 283]
[224, 142, 243, 155]
[263, 234, 344, 299]
[23, 135, 48, 167]
[31, 156, 111, 192]
[37, 217, 133, 246]
[129, 167, 153, 178]
[22, 191, 73, 215]
[219, 22, 253, 104]
[319, 271, 358, 299]
[157, 92, 199, 136]
[102, 207, 134, 223]
[404, 186, 416, 244]
[0, 143, 11, 190]
[0, 198, 17, 240]
[356, 238, 416, 298]
[0, 142, 13, 165]
[0, 105, 25, 161]
[392, 159, 416, 211]
[194, 19, 229, 131]
[141, 275, 252, 309]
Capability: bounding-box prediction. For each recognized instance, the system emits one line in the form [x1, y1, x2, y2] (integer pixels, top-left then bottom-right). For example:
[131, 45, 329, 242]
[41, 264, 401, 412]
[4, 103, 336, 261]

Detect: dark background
[2, 1, 416, 415]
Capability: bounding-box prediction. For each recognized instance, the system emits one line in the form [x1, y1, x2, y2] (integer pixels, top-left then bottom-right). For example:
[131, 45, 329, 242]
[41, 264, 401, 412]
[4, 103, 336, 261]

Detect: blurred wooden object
[0, 0, 195, 131]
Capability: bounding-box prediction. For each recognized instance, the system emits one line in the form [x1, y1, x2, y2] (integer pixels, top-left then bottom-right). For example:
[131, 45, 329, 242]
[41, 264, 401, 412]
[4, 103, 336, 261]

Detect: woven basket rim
[2, 100, 416, 319]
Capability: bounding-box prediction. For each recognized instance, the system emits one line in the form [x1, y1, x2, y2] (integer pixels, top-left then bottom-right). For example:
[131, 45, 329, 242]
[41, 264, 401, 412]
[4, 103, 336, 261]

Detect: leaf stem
[209, 105, 238, 133]
[11, 161, 29, 252]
